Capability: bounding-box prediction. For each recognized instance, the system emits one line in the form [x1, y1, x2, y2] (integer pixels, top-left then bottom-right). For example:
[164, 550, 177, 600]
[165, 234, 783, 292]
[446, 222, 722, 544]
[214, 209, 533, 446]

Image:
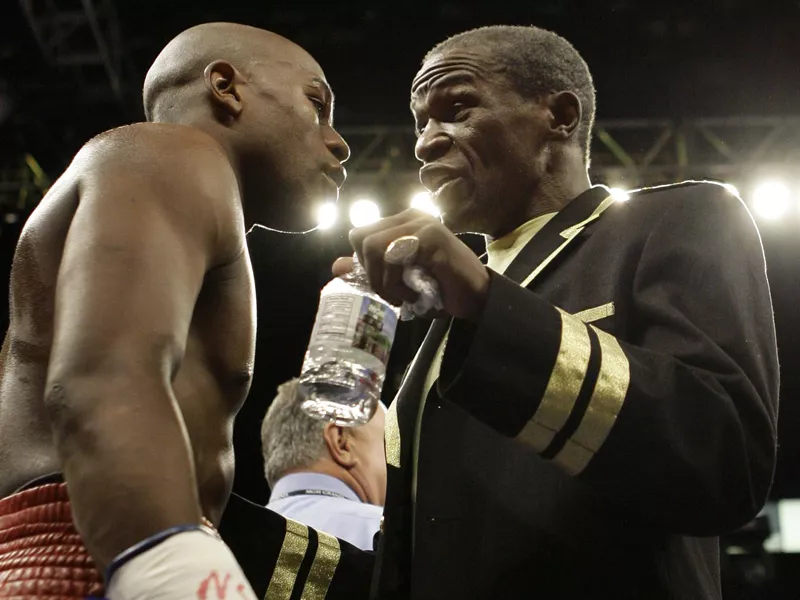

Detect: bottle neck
[342, 253, 368, 286]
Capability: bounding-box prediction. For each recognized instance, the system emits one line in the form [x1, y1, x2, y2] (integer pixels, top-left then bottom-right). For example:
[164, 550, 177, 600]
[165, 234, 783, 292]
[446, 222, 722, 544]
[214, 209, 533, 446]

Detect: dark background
[1, 0, 799, 596]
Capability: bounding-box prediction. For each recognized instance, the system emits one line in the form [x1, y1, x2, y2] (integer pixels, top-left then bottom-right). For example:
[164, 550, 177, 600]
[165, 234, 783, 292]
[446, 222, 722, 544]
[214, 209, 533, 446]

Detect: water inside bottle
[299, 277, 398, 426]
[299, 351, 382, 426]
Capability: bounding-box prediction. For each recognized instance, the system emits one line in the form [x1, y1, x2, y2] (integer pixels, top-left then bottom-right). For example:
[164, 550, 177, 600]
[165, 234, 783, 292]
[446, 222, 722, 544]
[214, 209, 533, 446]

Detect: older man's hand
[333, 209, 490, 322]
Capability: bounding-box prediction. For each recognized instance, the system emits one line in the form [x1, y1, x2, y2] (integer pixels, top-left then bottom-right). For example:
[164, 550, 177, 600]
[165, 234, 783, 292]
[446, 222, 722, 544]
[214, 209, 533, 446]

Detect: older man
[336, 25, 779, 599]
[261, 379, 385, 551]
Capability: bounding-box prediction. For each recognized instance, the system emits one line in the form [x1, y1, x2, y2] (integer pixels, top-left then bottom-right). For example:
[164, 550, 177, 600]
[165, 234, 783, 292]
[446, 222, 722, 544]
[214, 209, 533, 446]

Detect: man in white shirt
[261, 379, 385, 551]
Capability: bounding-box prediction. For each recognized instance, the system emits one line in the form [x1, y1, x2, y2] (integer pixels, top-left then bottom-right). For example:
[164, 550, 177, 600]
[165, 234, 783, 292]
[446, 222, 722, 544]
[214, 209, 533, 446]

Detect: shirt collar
[268, 472, 361, 503]
[486, 212, 558, 274]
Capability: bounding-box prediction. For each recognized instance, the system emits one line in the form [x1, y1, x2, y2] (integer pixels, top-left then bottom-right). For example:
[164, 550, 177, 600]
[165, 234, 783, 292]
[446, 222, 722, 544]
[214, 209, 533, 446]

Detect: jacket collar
[390, 185, 617, 468]
[503, 185, 613, 287]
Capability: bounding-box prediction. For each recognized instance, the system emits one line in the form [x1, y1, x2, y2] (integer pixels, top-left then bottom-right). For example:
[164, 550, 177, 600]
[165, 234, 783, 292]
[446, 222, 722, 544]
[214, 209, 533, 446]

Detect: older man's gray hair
[261, 379, 327, 487]
[426, 25, 596, 165]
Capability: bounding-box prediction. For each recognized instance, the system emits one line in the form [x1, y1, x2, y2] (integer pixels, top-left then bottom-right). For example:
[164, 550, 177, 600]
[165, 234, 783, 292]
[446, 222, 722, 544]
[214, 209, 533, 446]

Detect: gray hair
[426, 25, 596, 164]
[260, 379, 327, 487]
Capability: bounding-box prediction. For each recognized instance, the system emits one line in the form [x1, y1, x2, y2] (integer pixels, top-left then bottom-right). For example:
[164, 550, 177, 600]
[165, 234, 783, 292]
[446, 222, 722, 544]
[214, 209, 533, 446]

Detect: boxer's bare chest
[0, 179, 256, 513]
[172, 250, 256, 522]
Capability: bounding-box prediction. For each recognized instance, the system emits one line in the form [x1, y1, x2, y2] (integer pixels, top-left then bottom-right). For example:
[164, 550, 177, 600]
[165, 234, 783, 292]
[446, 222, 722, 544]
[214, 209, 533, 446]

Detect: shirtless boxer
[0, 22, 349, 599]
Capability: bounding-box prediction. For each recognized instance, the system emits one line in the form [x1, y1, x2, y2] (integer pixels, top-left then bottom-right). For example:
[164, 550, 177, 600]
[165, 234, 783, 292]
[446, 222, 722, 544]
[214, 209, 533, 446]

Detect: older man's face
[410, 48, 554, 238]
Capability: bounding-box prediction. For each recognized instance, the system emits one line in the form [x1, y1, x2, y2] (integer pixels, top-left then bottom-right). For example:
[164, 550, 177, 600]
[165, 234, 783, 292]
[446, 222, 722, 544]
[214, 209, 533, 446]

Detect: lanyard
[274, 488, 357, 502]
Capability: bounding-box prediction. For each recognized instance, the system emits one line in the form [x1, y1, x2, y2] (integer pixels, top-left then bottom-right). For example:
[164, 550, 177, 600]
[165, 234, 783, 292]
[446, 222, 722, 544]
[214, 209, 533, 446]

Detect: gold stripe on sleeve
[516, 308, 592, 452]
[553, 325, 630, 476]
[299, 531, 341, 600]
[264, 518, 310, 600]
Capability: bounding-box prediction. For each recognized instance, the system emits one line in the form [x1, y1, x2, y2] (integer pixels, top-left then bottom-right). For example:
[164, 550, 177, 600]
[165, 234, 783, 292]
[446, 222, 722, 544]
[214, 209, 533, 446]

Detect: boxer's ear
[204, 60, 243, 121]
[323, 424, 356, 468]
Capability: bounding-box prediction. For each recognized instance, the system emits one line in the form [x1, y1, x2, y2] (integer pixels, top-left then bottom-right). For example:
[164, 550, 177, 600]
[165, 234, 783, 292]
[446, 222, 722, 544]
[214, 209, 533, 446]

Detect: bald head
[143, 22, 319, 122]
[139, 22, 349, 233]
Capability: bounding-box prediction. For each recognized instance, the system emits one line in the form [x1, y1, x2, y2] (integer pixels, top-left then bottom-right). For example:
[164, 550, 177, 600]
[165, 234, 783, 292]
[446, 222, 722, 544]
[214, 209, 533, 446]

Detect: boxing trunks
[0, 477, 376, 599]
[0, 477, 224, 600]
[0, 476, 104, 599]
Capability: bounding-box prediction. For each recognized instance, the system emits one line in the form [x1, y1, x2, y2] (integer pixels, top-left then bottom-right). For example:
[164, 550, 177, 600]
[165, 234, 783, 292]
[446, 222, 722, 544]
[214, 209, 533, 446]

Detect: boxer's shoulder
[72, 123, 242, 231]
[80, 122, 225, 154]
[75, 123, 236, 187]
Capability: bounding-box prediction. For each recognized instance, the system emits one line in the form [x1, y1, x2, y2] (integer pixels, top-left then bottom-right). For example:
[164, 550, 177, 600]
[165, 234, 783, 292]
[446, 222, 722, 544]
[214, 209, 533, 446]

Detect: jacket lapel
[385, 317, 449, 471]
[503, 185, 613, 288]
[376, 318, 450, 598]
[374, 185, 621, 597]
[385, 186, 618, 466]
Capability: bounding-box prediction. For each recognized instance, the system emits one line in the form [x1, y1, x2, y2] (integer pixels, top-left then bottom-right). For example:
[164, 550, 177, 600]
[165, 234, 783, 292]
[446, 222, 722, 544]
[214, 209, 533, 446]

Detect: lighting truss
[19, 0, 127, 105]
[339, 116, 800, 194]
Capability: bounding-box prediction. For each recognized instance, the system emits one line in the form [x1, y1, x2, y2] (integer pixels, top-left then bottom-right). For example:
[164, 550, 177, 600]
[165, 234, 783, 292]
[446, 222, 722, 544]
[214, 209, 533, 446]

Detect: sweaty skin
[0, 124, 254, 561]
[0, 22, 349, 572]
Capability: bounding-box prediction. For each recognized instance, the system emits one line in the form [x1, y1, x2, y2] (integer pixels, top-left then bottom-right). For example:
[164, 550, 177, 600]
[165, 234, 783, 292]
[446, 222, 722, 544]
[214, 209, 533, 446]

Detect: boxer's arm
[44, 130, 242, 570]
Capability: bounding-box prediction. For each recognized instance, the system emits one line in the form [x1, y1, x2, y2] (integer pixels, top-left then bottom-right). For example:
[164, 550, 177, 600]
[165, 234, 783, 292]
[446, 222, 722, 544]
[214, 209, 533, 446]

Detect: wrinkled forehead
[410, 49, 493, 106]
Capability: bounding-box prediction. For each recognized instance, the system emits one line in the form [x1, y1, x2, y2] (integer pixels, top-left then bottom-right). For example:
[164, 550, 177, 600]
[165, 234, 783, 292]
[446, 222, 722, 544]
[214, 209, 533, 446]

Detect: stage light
[410, 191, 441, 217]
[609, 188, 630, 202]
[349, 199, 381, 227]
[752, 180, 791, 220]
[316, 202, 338, 230]
[778, 499, 800, 552]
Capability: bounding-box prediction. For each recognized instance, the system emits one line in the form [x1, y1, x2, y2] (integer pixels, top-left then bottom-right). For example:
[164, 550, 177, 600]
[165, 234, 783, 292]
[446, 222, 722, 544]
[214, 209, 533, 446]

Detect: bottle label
[309, 293, 398, 366]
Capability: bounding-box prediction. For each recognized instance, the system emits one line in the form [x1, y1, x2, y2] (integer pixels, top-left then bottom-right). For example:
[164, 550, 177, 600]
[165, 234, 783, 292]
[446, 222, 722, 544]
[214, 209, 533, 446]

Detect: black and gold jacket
[221, 183, 778, 600]
[372, 183, 779, 600]
[219, 491, 375, 599]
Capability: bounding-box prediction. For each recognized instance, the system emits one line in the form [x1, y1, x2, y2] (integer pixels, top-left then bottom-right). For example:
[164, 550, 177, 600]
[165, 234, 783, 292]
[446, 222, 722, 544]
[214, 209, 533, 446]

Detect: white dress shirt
[266, 472, 382, 551]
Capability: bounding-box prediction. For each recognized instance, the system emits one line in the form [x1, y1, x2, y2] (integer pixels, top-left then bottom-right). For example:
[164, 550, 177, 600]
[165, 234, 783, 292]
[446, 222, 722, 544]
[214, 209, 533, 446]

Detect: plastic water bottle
[299, 256, 400, 426]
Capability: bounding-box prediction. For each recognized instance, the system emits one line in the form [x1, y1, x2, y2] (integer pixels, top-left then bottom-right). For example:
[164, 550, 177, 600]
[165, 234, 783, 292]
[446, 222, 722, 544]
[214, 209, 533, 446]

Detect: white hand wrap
[107, 528, 257, 600]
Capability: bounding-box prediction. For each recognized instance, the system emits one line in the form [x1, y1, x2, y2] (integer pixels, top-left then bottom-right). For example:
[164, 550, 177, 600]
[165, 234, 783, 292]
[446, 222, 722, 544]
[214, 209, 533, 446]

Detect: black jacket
[372, 183, 780, 600]
[219, 491, 375, 599]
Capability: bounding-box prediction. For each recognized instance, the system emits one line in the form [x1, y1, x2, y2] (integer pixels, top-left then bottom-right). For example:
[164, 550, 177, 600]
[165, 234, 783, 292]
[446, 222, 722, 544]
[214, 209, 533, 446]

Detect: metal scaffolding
[19, 0, 127, 105]
[3, 115, 799, 216]
[339, 116, 800, 194]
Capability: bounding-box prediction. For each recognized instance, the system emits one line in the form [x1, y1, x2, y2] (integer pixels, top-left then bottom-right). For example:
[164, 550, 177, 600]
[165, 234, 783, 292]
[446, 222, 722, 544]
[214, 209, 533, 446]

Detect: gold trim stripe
[573, 302, 615, 324]
[520, 235, 576, 288]
[520, 194, 616, 289]
[516, 308, 592, 452]
[554, 324, 631, 476]
[385, 400, 401, 468]
[300, 531, 341, 600]
[264, 518, 310, 600]
[559, 195, 617, 239]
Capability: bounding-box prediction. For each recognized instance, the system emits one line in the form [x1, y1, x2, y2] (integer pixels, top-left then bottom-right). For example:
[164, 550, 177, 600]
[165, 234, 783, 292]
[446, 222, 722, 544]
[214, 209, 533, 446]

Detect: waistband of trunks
[3, 475, 217, 532]
[0, 482, 104, 599]
[0, 482, 219, 598]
